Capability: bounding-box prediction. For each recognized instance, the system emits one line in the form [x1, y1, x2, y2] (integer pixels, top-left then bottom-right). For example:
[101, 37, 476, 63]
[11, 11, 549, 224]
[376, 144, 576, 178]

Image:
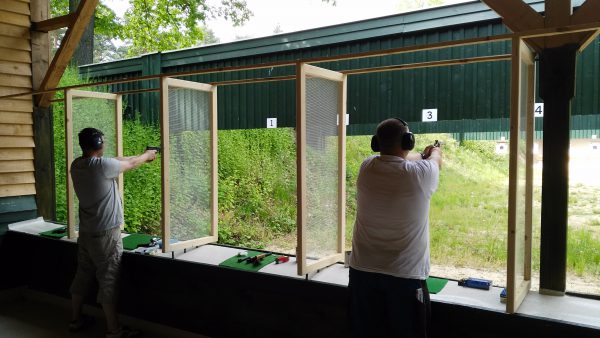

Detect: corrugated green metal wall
[79, 1, 600, 140]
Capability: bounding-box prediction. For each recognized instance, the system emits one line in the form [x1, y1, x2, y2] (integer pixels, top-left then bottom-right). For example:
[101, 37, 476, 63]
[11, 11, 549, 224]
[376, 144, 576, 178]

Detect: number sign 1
[422, 109, 438, 122]
[267, 118, 277, 128]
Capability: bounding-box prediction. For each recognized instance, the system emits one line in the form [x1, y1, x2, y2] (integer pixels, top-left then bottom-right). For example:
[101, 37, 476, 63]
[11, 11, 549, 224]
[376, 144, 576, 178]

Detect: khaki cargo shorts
[70, 226, 123, 304]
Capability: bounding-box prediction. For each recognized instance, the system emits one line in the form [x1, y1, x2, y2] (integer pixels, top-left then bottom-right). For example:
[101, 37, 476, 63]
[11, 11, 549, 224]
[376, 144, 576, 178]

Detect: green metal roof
[80, 0, 578, 76]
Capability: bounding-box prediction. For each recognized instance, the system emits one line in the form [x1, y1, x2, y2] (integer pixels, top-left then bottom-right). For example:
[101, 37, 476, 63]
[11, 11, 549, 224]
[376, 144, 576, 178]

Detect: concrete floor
[0, 293, 208, 338]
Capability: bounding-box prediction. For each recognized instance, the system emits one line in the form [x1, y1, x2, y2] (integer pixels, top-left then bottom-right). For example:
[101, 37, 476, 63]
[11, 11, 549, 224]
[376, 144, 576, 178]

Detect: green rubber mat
[219, 251, 278, 272]
[426, 277, 448, 294]
[122, 233, 157, 250]
[39, 227, 67, 239]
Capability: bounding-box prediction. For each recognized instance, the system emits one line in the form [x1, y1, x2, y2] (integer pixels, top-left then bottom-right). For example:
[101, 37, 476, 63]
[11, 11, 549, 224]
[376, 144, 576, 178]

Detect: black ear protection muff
[79, 128, 105, 151]
[370, 118, 415, 152]
[396, 118, 415, 151]
[90, 131, 104, 150]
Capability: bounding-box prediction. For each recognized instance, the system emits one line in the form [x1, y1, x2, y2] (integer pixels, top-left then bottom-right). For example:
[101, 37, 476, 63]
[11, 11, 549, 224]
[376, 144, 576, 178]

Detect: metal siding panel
[80, 18, 596, 135]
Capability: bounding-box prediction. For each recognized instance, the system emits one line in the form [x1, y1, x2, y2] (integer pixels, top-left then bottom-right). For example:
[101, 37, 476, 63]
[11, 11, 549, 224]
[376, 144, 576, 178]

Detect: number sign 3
[422, 109, 438, 122]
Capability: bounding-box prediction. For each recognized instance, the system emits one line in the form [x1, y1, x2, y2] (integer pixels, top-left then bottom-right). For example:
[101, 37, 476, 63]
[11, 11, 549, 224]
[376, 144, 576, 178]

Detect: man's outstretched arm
[117, 150, 157, 173]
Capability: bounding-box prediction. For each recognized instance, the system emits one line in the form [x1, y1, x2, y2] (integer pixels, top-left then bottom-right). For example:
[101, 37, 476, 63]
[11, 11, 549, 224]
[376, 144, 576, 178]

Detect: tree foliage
[50, 0, 251, 60]
[121, 0, 251, 56]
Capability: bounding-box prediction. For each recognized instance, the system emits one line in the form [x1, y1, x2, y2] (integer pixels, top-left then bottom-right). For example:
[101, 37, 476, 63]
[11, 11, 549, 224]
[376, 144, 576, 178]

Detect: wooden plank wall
[0, 0, 37, 199]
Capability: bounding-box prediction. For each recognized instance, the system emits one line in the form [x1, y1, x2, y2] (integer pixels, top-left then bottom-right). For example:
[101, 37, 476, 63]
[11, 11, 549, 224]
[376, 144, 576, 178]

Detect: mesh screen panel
[71, 97, 117, 229]
[305, 76, 340, 258]
[514, 59, 530, 283]
[168, 87, 212, 241]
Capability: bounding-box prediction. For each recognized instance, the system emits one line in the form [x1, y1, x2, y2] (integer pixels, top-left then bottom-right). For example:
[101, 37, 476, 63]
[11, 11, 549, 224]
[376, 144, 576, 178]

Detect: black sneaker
[68, 314, 95, 332]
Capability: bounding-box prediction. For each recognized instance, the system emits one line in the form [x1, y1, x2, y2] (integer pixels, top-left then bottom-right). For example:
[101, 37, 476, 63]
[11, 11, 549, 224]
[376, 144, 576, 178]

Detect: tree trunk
[69, 0, 95, 66]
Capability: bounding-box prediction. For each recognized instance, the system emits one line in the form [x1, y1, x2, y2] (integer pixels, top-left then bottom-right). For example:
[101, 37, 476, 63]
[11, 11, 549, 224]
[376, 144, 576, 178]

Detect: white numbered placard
[422, 109, 437, 122]
[336, 113, 350, 126]
[267, 118, 277, 128]
[534, 103, 544, 117]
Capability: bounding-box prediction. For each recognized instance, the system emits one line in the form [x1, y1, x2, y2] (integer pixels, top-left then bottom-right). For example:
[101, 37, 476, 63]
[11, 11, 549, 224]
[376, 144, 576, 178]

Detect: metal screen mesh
[514, 59, 530, 282]
[71, 97, 117, 229]
[168, 87, 212, 242]
[305, 76, 340, 258]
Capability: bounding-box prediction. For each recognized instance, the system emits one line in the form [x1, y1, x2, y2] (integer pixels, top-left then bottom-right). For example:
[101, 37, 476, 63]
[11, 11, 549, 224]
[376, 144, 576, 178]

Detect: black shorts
[348, 267, 431, 338]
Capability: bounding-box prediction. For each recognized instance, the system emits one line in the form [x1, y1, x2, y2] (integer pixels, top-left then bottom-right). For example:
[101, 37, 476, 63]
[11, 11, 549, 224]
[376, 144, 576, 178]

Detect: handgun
[421, 140, 443, 159]
[146, 146, 161, 153]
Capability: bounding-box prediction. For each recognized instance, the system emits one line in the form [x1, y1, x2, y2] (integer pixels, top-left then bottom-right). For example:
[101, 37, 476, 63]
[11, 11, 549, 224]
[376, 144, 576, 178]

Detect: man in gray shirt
[69, 127, 157, 338]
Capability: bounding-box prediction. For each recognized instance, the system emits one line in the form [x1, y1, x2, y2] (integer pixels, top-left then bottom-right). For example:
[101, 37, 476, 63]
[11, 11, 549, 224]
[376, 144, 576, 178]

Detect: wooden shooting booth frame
[160, 77, 219, 253]
[65, 89, 123, 239]
[296, 63, 347, 276]
[506, 38, 535, 314]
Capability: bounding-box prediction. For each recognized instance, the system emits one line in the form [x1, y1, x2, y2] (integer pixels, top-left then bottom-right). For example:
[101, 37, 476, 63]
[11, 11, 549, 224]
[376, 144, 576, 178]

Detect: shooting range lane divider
[219, 251, 279, 272]
[122, 233, 159, 251]
[39, 226, 68, 239]
[426, 277, 449, 294]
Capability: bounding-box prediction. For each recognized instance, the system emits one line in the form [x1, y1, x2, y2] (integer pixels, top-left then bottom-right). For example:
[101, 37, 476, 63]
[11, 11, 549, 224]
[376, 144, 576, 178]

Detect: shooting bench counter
[2, 218, 599, 338]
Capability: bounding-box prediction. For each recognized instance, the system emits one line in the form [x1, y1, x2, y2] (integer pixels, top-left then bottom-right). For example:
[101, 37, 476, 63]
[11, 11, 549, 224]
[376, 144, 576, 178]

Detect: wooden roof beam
[481, 0, 544, 32]
[571, 0, 600, 50]
[481, 0, 545, 51]
[544, 0, 581, 48]
[572, 0, 600, 24]
[32, 13, 75, 32]
[36, 0, 99, 107]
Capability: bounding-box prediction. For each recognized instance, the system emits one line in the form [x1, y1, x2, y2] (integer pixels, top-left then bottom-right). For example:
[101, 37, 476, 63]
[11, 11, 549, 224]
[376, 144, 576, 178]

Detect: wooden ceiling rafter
[482, 0, 600, 52]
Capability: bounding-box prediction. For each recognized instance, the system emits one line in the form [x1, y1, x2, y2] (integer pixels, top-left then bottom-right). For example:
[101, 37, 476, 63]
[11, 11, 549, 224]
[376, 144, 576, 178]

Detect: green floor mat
[219, 251, 278, 272]
[426, 277, 448, 294]
[39, 227, 67, 239]
[122, 233, 157, 250]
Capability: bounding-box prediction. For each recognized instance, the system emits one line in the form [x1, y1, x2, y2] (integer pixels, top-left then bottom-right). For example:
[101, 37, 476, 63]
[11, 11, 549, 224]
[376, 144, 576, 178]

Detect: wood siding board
[0, 160, 35, 173]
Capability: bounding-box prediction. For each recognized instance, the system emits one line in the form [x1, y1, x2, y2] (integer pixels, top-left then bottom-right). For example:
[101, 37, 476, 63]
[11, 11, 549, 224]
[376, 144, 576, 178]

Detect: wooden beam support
[544, 0, 580, 48]
[36, 0, 99, 107]
[481, 0, 544, 32]
[477, 0, 547, 51]
[572, 0, 600, 50]
[31, 0, 55, 221]
[572, 0, 600, 25]
[538, 45, 578, 295]
[546, 0, 573, 27]
[31, 13, 75, 33]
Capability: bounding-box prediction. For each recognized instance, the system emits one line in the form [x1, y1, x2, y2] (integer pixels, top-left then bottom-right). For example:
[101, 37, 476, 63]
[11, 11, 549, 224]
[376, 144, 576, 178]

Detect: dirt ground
[430, 264, 600, 295]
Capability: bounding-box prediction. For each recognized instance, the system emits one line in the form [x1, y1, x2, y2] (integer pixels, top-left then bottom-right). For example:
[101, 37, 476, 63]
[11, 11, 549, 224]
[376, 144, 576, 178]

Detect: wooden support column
[538, 45, 578, 295]
[32, 106, 55, 220]
[31, 0, 55, 220]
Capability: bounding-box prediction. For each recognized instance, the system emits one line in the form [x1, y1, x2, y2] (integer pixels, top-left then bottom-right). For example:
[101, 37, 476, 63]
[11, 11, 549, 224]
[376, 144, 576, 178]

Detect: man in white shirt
[69, 127, 157, 338]
[349, 118, 442, 338]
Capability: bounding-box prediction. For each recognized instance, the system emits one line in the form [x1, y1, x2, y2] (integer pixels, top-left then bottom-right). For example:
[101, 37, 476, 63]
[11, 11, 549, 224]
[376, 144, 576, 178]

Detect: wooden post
[296, 63, 307, 276]
[338, 75, 347, 254]
[538, 45, 578, 295]
[31, 0, 54, 220]
[116, 94, 124, 230]
[160, 77, 171, 252]
[32, 106, 55, 220]
[65, 90, 76, 239]
[210, 87, 218, 239]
